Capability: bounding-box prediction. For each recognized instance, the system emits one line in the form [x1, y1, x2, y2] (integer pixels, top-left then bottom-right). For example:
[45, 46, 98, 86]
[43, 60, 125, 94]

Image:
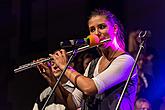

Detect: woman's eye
[98, 24, 107, 29]
[89, 27, 95, 32]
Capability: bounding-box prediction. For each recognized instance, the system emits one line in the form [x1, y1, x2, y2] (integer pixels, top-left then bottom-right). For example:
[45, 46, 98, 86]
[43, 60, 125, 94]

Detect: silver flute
[14, 38, 110, 73]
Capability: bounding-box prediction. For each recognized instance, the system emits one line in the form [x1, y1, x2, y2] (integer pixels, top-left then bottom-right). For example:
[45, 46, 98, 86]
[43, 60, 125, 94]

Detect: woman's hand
[49, 49, 68, 71]
[34, 58, 57, 87]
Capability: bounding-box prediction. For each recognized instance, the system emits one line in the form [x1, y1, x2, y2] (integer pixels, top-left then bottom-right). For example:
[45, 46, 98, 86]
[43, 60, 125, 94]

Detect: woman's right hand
[34, 58, 57, 87]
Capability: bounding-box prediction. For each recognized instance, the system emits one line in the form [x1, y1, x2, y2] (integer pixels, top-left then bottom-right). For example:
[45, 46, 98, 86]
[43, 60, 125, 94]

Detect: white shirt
[33, 81, 74, 110]
[72, 54, 137, 108]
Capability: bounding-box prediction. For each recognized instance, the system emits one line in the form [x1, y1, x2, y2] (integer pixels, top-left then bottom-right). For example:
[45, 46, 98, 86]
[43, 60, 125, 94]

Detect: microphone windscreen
[87, 35, 100, 46]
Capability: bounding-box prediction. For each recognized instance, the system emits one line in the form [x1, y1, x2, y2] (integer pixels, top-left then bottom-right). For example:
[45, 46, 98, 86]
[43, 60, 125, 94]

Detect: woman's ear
[113, 24, 118, 34]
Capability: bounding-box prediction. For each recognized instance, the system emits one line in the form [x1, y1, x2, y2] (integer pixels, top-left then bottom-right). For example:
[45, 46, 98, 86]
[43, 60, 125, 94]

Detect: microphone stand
[41, 48, 78, 110]
[115, 30, 150, 110]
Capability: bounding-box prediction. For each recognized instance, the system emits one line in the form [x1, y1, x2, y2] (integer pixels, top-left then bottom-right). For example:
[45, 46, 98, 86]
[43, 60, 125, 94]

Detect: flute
[14, 38, 110, 73]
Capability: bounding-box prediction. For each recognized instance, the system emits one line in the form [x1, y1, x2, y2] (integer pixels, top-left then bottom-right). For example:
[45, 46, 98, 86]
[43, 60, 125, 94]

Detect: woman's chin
[99, 42, 109, 49]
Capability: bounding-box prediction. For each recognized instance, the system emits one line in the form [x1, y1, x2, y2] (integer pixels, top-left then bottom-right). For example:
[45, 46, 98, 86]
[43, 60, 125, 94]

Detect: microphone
[60, 35, 100, 48]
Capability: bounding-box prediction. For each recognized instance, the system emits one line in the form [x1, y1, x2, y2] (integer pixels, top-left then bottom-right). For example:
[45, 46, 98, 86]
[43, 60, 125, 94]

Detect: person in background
[82, 53, 94, 71]
[135, 98, 152, 110]
[128, 30, 155, 100]
[74, 52, 97, 74]
[33, 59, 75, 110]
[38, 9, 138, 110]
[128, 30, 140, 58]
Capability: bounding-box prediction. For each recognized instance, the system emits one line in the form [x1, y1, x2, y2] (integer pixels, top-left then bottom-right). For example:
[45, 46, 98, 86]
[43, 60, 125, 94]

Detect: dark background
[0, 0, 165, 110]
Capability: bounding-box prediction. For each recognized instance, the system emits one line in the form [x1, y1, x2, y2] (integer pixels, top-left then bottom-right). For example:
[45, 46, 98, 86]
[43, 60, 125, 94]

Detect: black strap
[88, 58, 99, 78]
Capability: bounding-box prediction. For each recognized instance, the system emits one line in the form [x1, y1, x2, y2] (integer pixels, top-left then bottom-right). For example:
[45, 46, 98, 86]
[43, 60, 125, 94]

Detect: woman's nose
[94, 29, 101, 36]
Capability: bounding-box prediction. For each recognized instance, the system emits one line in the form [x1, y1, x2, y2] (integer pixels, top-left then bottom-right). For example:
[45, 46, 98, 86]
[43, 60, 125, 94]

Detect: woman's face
[88, 15, 115, 48]
[51, 62, 62, 77]
[141, 102, 150, 110]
